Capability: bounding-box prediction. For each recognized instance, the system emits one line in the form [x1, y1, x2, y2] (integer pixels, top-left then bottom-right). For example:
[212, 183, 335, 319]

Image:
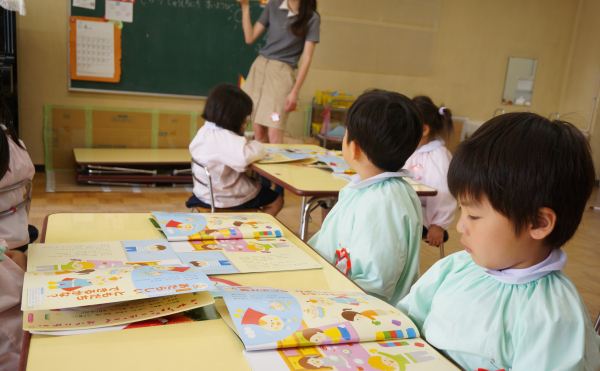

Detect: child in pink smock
[0, 122, 35, 255]
[404, 96, 457, 246]
[0, 125, 27, 371]
[186, 84, 283, 216]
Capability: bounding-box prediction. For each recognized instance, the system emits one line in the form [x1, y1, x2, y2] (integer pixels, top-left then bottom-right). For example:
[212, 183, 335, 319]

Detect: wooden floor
[29, 173, 600, 320]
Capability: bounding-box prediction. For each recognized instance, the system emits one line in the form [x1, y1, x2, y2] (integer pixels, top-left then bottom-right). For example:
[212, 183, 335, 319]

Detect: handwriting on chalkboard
[140, 0, 240, 12]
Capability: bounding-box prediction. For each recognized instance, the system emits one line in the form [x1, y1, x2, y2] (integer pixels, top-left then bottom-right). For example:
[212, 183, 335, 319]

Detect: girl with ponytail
[404, 96, 457, 247]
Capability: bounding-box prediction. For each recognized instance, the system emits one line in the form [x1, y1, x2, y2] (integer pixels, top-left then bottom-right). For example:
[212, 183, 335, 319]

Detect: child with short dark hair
[309, 89, 423, 306]
[404, 96, 456, 246]
[186, 83, 283, 216]
[397, 112, 600, 370]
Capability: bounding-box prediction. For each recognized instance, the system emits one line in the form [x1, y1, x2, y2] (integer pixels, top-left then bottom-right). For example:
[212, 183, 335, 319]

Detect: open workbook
[216, 286, 459, 371]
[151, 212, 322, 275]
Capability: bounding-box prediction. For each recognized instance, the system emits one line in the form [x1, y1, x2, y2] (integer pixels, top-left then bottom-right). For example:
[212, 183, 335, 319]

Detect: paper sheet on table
[23, 291, 214, 331]
[76, 20, 115, 78]
[105, 0, 133, 23]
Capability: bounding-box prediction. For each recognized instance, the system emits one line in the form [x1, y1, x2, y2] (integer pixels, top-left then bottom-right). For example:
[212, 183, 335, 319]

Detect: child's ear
[530, 207, 556, 240]
[349, 140, 361, 160]
[422, 124, 430, 138]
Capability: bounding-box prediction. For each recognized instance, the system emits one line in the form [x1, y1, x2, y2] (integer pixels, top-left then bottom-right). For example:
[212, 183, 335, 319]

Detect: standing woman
[236, 0, 319, 144]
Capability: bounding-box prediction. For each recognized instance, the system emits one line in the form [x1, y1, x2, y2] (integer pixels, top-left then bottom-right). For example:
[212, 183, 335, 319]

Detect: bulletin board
[68, 0, 264, 98]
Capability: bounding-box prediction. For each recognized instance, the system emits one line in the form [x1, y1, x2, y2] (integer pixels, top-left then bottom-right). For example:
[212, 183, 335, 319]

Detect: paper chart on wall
[23, 291, 214, 332]
[75, 20, 116, 78]
[73, 0, 95, 10]
[105, 0, 133, 23]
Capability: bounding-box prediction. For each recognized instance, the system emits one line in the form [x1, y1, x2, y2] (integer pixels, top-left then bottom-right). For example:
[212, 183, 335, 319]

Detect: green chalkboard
[69, 0, 265, 97]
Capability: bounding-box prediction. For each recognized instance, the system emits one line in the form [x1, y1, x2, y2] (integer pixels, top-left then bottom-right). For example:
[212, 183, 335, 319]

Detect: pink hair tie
[439, 107, 446, 115]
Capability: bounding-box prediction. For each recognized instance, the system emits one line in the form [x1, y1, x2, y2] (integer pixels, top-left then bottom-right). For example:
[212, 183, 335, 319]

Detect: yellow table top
[74, 148, 191, 165]
[252, 144, 437, 197]
[27, 213, 361, 371]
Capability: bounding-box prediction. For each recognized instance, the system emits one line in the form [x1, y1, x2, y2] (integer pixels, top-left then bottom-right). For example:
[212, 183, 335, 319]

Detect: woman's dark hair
[412, 95, 453, 139]
[202, 83, 253, 136]
[448, 112, 595, 250]
[290, 0, 318, 38]
[345, 89, 423, 172]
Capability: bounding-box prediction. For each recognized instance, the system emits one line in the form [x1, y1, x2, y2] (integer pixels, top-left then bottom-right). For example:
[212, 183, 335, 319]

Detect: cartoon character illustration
[269, 301, 289, 311]
[302, 325, 352, 344]
[305, 305, 326, 319]
[108, 268, 131, 275]
[33, 260, 97, 272]
[40, 269, 96, 276]
[165, 220, 194, 231]
[308, 295, 368, 306]
[189, 260, 232, 268]
[368, 350, 436, 371]
[232, 221, 266, 228]
[125, 244, 167, 252]
[298, 355, 351, 369]
[48, 276, 121, 291]
[246, 243, 275, 252]
[341, 308, 388, 324]
[153, 266, 191, 273]
[240, 308, 287, 331]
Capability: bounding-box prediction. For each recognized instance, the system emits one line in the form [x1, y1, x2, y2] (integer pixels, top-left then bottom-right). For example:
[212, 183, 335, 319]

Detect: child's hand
[427, 225, 445, 246]
[0, 246, 6, 262]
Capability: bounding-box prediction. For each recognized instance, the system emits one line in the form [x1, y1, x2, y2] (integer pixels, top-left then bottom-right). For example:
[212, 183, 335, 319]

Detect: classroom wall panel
[318, 0, 441, 28]
[314, 18, 436, 76]
[158, 113, 194, 149]
[48, 108, 87, 171]
[91, 110, 153, 149]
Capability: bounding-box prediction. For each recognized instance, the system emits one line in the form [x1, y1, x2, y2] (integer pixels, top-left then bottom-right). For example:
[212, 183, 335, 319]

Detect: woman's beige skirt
[243, 55, 296, 131]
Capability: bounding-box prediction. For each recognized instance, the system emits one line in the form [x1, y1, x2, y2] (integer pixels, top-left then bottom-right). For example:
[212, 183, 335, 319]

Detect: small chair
[189, 159, 259, 213]
[0, 178, 32, 219]
[422, 229, 448, 260]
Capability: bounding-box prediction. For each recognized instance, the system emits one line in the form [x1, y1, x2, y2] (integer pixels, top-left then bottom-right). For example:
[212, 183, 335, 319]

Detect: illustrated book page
[22, 264, 214, 311]
[171, 238, 321, 275]
[243, 339, 460, 371]
[151, 212, 284, 241]
[218, 287, 420, 351]
[23, 291, 214, 332]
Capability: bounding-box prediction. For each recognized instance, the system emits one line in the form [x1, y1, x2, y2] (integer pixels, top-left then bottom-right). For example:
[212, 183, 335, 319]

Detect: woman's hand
[427, 225, 445, 247]
[285, 91, 298, 112]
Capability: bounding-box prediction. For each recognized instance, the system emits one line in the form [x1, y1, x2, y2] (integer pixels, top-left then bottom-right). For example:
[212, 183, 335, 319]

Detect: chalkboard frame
[67, 0, 264, 99]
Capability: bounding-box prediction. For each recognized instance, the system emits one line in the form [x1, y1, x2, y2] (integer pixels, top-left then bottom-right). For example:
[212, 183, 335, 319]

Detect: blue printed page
[219, 287, 419, 351]
[258, 148, 318, 164]
[23, 265, 215, 311]
[151, 212, 284, 242]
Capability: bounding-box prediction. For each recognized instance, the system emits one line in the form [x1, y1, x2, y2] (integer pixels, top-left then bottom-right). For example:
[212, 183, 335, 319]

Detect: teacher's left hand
[285, 92, 298, 112]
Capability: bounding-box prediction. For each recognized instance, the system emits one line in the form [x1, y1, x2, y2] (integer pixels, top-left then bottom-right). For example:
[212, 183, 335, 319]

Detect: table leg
[300, 197, 328, 241]
[299, 197, 307, 236]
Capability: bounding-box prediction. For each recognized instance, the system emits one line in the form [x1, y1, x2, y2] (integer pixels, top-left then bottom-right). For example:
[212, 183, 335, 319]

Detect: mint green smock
[397, 251, 600, 371]
[308, 176, 422, 306]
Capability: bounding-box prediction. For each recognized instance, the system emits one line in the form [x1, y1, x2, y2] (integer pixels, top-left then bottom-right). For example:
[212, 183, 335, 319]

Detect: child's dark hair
[448, 112, 595, 249]
[202, 83, 253, 135]
[345, 89, 422, 172]
[412, 95, 453, 139]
